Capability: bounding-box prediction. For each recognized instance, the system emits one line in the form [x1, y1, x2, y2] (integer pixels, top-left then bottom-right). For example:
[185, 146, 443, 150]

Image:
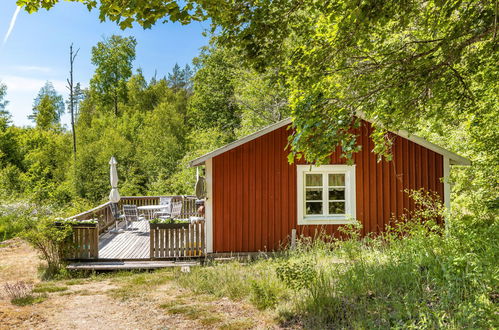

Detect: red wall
[211, 121, 444, 252]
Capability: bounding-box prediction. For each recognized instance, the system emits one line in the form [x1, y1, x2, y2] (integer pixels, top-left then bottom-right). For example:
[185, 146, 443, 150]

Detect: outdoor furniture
[109, 202, 125, 231]
[162, 201, 182, 220]
[153, 196, 172, 219]
[122, 204, 145, 229]
[137, 204, 169, 219]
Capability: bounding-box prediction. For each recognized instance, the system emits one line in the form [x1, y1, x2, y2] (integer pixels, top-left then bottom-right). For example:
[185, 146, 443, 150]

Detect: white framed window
[297, 165, 356, 225]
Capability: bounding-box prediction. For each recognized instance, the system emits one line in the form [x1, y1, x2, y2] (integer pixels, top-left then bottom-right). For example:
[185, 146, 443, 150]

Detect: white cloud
[0, 75, 66, 94]
[13, 65, 53, 74]
[3, 6, 21, 46]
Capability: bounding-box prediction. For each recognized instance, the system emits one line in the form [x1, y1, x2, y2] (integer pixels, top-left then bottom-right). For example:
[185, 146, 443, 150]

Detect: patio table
[137, 205, 169, 219]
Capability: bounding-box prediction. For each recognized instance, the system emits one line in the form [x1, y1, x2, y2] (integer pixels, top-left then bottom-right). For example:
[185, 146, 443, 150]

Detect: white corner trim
[205, 158, 213, 253]
[443, 157, 451, 211]
[296, 165, 357, 225]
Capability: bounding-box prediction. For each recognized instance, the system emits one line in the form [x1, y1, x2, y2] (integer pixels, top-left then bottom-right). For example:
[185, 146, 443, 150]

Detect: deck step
[67, 260, 200, 271]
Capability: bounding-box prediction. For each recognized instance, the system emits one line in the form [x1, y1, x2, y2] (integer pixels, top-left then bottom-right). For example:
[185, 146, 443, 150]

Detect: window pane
[306, 174, 322, 186]
[306, 202, 323, 215]
[329, 188, 345, 200]
[328, 174, 345, 186]
[329, 202, 345, 214]
[306, 188, 322, 201]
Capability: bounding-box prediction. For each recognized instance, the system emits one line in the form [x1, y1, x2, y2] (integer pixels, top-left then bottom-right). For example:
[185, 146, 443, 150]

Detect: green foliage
[174, 191, 497, 328]
[149, 218, 188, 224]
[0, 81, 10, 129]
[276, 259, 317, 291]
[188, 46, 241, 140]
[250, 278, 280, 310]
[22, 218, 74, 279]
[29, 81, 64, 129]
[167, 63, 193, 91]
[90, 35, 136, 116]
[176, 260, 291, 305]
[0, 201, 49, 241]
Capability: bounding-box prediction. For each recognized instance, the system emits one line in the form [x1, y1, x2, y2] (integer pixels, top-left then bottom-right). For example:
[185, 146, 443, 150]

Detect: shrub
[0, 201, 41, 241]
[250, 278, 282, 310]
[276, 259, 317, 290]
[289, 190, 499, 328]
[22, 218, 74, 279]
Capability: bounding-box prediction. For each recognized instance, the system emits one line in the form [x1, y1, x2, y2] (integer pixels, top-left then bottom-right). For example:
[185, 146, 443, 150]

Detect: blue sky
[0, 2, 208, 127]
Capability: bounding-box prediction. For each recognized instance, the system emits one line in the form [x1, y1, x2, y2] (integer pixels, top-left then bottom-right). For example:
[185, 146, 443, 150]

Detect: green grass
[173, 196, 498, 329]
[11, 294, 47, 306]
[109, 269, 174, 300]
[33, 283, 68, 293]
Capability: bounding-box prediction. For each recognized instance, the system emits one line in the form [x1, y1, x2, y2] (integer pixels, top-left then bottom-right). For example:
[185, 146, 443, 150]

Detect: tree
[66, 44, 79, 161]
[167, 63, 193, 91]
[19, 0, 498, 163]
[30, 81, 64, 129]
[188, 47, 241, 140]
[72, 82, 85, 120]
[90, 35, 136, 116]
[0, 82, 10, 129]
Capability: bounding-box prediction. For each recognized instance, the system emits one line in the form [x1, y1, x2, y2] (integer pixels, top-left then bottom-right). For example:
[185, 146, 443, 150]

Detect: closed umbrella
[109, 156, 120, 203]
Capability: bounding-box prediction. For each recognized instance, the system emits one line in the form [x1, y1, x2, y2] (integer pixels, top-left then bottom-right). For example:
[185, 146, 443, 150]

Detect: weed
[11, 294, 47, 306]
[3, 281, 47, 306]
[33, 283, 68, 293]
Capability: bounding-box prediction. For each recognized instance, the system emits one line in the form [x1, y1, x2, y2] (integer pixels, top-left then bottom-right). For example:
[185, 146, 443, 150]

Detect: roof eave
[189, 117, 471, 167]
[189, 118, 293, 167]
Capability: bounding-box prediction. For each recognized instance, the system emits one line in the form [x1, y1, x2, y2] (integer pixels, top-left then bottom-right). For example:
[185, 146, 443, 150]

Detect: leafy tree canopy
[0, 82, 10, 129]
[17, 0, 498, 164]
[90, 35, 137, 116]
[30, 81, 65, 129]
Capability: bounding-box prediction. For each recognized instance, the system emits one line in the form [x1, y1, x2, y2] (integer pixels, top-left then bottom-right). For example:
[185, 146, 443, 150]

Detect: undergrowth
[175, 190, 498, 328]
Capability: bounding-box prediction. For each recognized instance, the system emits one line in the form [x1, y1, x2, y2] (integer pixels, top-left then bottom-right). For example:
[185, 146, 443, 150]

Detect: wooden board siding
[211, 121, 444, 252]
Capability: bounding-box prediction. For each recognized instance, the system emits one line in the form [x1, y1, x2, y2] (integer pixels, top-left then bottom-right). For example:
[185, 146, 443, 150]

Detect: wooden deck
[67, 260, 200, 270]
[99, 219, 150, 259]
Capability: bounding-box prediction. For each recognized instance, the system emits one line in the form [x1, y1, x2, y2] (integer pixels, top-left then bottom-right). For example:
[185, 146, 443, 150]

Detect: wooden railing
[150, 220, 205, 259]
[69, 223, 99, 259]
[70, 195, 199, 234]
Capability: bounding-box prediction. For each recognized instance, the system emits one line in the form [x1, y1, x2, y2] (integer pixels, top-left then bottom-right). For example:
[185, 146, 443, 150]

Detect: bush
[288, 190, 499, 328]
[175, 190, 497, 328]
[276, 259, 317, 290]
[22, 218, 74, 279]
[0, 201, 42, 241]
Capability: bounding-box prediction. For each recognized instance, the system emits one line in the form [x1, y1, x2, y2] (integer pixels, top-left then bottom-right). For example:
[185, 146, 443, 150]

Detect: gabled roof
[189, 118, 471, 167]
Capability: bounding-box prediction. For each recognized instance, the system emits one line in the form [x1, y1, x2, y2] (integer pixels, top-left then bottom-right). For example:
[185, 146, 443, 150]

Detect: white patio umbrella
[109, 156, 120, 203]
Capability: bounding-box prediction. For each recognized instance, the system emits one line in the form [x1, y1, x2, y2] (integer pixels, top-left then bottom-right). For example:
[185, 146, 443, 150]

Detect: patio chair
[122, 205, 145, 229]
[153, 196, 172, 219]
[159, 201, 182, 220]
[109, 202, 125, 231]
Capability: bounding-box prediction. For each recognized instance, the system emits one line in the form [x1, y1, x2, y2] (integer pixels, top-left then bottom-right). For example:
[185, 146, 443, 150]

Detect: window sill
[298, 217, 357, 225]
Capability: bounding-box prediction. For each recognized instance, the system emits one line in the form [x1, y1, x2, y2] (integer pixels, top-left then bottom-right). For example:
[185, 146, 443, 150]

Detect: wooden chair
[122, 205, 145, 229]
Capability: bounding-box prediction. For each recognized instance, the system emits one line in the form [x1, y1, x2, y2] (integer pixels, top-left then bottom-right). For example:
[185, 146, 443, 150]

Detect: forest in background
[0, 36, 291, 239]
[0, 29, 497, 240]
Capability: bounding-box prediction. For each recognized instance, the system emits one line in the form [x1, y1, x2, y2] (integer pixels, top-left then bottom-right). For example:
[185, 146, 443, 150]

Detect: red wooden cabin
[190, 119, 470, 253]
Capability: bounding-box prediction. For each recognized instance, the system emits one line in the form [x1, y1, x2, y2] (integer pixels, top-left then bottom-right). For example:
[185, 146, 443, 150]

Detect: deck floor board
[99, 219, 150, 260]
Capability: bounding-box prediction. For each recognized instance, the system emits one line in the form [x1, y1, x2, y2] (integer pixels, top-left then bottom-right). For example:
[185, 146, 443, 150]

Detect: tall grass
[176, 191, 498, 328]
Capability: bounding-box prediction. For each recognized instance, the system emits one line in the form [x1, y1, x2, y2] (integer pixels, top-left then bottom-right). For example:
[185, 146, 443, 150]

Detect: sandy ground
[0, 239, 277, 329]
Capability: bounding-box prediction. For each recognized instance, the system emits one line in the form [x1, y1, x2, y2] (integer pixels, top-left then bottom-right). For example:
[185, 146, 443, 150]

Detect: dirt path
[0, 239, 277, 329]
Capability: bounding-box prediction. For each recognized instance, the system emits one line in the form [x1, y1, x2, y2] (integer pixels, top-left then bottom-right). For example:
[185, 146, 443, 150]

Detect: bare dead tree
[66, 44, 80, 163]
